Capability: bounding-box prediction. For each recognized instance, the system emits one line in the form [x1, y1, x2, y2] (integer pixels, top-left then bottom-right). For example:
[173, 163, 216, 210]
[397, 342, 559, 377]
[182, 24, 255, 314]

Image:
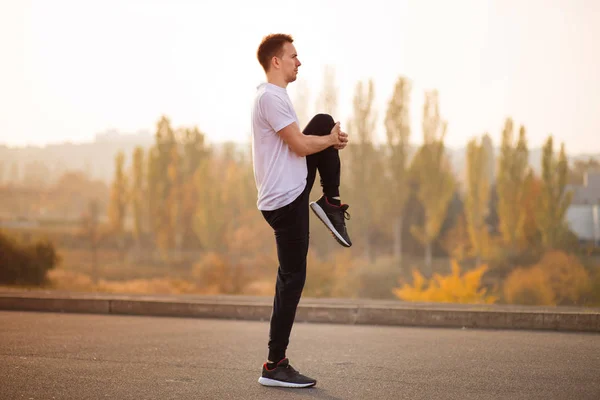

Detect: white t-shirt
[251, 82, 307, 211]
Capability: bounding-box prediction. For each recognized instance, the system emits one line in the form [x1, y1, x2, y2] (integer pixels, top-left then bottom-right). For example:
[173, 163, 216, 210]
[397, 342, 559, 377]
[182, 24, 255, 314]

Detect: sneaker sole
[258, 377, 316, 388]
[309, 202, 351, 247]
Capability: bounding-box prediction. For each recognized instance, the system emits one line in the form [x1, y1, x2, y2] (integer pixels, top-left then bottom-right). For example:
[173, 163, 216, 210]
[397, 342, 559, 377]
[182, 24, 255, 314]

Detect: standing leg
[259, 192, 317, 387]
[261, 175, 315, 364]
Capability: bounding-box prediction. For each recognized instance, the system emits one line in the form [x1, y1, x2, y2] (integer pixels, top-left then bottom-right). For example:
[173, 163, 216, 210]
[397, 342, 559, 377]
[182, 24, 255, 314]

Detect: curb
[1, 291, 599, 333]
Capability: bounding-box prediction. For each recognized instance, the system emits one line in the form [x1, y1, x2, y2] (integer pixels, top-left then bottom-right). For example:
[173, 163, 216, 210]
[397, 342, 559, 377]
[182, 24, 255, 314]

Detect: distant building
[566, 171, 600, 245]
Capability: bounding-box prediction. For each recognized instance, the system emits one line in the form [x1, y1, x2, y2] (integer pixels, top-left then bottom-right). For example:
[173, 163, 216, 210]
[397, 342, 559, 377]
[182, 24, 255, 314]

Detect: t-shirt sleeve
[260, 93, 297, 133]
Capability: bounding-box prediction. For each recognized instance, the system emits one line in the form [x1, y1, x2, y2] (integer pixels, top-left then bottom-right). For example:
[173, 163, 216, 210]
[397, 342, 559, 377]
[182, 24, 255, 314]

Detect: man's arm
[278, 121, 347, 157]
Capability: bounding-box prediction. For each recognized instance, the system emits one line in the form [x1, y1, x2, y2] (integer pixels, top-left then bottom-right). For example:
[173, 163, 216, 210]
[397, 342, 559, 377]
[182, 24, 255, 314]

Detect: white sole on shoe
[309, 201, 351, 247]
[258, 377, 316, 388]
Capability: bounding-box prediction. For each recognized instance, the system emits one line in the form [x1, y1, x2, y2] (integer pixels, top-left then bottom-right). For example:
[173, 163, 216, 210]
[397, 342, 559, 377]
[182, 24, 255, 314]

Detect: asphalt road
[1, 311, 599, 400]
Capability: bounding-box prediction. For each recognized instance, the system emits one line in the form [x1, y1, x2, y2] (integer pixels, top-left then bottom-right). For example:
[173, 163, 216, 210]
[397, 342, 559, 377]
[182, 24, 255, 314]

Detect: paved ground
[1, 311, 599, 400]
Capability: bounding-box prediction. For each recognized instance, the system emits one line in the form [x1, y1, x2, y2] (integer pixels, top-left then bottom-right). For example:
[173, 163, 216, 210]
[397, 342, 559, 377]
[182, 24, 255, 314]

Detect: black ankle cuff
[268, 350, 285, 364]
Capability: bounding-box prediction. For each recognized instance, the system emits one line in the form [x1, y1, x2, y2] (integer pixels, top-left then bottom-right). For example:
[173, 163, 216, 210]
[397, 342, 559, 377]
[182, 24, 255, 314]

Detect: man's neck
[267, 74, 287, 89]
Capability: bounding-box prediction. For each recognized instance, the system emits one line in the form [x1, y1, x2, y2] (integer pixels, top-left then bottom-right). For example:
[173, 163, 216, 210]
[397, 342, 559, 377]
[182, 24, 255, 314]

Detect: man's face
[277, 42, 301, 83]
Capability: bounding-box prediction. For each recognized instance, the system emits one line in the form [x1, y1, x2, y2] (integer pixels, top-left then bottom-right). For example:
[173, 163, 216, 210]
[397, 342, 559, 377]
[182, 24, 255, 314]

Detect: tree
[520, 172, 543, 249]
[152, 115, 178, 255]
[410, 90, 455, 273]
[167, 136, 183, 257]
[536, 136, 573, 249]
[181, 127, 209, 249]
[481, 133, 495, 184]
[465, 136, 491, 264]
[496, 118, 529, 252]
[146, 146, 159, 249]
[81, 199, 101, 283]
[384, 76, 412, 267]
[108, 151, 128, 261]
[346, 79, 378, 261]
[130, 147, 145, 250]
[293, 78, 311, 128]
[316, 65, 338, 117]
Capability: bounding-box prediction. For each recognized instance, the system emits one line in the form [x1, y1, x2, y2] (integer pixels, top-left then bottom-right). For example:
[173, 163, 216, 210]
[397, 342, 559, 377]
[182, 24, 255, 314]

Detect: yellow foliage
[393, 260, 497, 304]
[192, 251, 258, 295]
[503, 250, 590, 306]
[304, 249, 356, 298]
[536, 251, 590, 305]
[503, 267, 555, 305]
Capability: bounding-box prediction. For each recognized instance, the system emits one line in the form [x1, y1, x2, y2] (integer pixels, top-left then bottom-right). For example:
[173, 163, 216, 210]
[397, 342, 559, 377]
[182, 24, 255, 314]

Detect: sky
[1, 0, 599, 153]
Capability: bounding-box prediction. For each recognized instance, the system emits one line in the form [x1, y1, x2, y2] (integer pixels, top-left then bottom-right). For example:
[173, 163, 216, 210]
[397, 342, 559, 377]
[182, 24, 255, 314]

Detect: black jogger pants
[260, 113, 340, 362]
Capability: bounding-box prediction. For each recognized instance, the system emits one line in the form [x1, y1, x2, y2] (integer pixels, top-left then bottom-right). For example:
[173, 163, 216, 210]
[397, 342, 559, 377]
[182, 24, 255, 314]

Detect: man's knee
[279, 269, 306, 295]
[312, 113, 334, 124]
[303, 113, 335, 136]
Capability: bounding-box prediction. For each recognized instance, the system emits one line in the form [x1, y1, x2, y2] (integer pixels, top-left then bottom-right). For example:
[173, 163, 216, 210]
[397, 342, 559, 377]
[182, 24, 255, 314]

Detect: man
[251, 33, 352, 388]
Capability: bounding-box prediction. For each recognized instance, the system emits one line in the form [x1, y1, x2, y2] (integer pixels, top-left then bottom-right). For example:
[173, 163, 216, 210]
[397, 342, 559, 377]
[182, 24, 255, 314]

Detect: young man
[251, 33, 352, 388]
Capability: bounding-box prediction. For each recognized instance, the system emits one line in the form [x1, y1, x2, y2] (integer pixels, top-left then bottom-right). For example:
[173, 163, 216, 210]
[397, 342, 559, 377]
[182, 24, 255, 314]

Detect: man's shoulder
[257, 85, 285, 102]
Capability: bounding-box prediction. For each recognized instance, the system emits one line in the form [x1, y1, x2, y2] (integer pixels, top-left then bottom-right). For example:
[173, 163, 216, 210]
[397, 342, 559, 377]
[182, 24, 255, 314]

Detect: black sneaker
[258, 358, 316, 388]
[309, 196, 352, 247]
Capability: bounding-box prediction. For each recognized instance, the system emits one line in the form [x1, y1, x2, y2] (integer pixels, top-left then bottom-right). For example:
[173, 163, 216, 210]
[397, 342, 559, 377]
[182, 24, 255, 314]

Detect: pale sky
[1, 0, 599, 153]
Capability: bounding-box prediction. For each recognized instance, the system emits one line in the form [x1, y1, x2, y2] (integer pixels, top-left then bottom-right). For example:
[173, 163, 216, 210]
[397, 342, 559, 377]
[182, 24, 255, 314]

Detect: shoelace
[340, 204, 351, 220]
[282, 363, 301, 376]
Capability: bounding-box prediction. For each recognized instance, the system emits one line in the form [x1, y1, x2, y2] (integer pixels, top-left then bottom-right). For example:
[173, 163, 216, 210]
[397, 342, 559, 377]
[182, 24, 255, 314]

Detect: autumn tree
[520, 172, 543, 249]
[181, 126, 209, 249]
[167, 137, 183, 257]
[80, 199, 101, 283]
[146, 146, 159, 248]
[151, 116, 178, 255]
[465, 136, 491, 264]
[496, 118, 529, 252]
[194, 143, 253, 253]
[384, 76, 412, 267]
[481, 133, 495, 184]
[536, 136, 573, 249]
[293, 78, 311, 128]
[130, 146, 145, 250]
[346, 79, 378, 261]
[108, 151, 128, 261]
[316, 65, 338, 117]
[410, 90, 455, 273]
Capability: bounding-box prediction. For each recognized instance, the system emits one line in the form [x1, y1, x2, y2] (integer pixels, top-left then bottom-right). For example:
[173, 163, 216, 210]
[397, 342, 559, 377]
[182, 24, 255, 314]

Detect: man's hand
[329, 122, 348, 150]
[335, 129, 348, 150]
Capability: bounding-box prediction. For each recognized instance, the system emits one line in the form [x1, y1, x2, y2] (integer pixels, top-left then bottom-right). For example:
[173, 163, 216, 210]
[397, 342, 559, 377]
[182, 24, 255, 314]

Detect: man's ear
[271, 56, 280, 70]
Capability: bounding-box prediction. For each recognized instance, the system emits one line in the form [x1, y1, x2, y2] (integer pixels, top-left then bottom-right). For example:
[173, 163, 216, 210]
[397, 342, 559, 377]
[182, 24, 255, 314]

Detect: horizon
[3, 127, 600, 159]
[1, 0, 599, 154]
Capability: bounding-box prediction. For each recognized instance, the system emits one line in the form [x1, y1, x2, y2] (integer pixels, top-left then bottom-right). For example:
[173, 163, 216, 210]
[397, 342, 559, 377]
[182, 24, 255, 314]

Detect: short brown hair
[257, 33, 294, 72]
